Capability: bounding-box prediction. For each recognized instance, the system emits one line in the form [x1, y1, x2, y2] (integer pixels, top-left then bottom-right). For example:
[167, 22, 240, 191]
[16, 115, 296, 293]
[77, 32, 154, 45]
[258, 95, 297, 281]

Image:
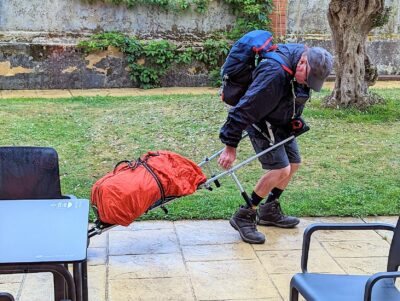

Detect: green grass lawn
[1, 88, 399, 220]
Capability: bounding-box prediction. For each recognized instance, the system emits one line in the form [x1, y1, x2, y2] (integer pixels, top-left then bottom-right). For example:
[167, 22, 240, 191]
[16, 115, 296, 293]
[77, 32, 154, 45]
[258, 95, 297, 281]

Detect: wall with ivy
[1, 0, 398, 42]
[0, 0, 236, 42]
[0, 0, 399, 89]
[0, 0, 275, 89]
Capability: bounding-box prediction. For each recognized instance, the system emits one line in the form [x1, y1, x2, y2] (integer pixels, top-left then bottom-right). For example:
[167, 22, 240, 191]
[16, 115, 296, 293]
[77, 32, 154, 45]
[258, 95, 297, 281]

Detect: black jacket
[220, 43, 307, 148]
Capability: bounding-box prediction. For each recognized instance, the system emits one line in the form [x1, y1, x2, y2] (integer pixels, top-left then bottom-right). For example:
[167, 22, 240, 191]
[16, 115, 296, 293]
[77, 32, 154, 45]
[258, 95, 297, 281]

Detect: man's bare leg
[256, 163, 301, 228]
[253, 165, 291, 198]
[276, 163, 300, 190]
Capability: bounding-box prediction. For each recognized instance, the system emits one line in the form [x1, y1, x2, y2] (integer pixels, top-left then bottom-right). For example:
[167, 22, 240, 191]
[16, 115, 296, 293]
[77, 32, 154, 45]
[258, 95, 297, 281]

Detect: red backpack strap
[263, 50, 294, 76]
[267, 44, 278, 52]
[281, 64, 294, 76]
[252, 36, 274, 53]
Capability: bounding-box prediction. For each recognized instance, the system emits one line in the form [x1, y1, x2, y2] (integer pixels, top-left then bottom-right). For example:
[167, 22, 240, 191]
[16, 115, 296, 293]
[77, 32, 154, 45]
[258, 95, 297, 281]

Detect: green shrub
[79, 33, 232, 88]
[79, 0, 275, 87]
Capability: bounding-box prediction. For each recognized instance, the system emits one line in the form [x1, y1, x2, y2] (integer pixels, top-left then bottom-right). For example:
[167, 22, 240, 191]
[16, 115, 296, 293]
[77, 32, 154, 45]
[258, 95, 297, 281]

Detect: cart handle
[201, 134, 295, 188]
[198, 132, 249, 167]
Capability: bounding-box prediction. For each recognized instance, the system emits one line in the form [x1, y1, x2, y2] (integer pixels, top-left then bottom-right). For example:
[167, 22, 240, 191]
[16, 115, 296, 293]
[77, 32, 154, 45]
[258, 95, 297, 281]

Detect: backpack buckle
[255, 53, 260, 66]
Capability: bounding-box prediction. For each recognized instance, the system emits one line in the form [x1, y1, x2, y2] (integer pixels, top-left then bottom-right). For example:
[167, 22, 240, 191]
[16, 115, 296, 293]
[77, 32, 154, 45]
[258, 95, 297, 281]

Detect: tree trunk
[325, 0, 384, 109]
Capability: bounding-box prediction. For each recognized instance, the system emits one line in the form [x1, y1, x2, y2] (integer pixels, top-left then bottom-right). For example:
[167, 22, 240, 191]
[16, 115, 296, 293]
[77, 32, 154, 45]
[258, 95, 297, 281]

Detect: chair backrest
[387, 216, 400, 272]
[0, 147, 64, 200]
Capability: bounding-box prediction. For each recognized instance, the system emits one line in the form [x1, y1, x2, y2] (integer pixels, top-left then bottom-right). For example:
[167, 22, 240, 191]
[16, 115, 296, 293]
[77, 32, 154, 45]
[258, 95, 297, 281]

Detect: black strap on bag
[138, 158, 166, 205]
[112, 153, 168, 213]
[113, 160, 138, 173]
[139, 156, 169, 214]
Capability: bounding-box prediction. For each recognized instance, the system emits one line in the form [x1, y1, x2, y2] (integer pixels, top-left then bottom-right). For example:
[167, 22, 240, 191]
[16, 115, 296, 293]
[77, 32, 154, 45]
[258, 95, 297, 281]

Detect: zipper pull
[291, 81, 296, 119]
[255, 52, 260, 66]
[223, 74, 229, 85]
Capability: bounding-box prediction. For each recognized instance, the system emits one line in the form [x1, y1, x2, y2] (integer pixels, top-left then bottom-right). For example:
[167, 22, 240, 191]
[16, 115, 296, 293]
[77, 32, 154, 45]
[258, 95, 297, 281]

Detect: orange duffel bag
[91, 150, 207, 226]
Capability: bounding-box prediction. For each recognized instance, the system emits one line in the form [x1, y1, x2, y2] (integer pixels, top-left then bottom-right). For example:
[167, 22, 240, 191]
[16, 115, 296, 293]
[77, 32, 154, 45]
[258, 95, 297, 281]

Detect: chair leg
[290, 285, 299, 301]
[73, 263, 83, 301]
[82, 261, 88, 301]
[53, 272, 67, 301]
[64, 264, 70, 298]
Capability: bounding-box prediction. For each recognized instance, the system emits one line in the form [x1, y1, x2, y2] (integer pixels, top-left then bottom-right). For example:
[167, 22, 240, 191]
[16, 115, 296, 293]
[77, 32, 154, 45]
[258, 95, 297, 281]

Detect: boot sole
[229, 218, 265, 244]
[257, 219, 300, 228]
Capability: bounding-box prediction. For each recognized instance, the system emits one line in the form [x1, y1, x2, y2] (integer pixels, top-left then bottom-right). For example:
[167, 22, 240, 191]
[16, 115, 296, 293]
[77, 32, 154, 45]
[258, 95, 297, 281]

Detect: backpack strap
[137, 156, 166, 206]
[263, 51, 294, 76]
[252, 36, 274, 53]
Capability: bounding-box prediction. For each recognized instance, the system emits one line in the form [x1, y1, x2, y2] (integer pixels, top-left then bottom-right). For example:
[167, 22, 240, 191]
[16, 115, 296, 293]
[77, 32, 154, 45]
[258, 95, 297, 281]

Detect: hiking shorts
[249, 132, 301, 170]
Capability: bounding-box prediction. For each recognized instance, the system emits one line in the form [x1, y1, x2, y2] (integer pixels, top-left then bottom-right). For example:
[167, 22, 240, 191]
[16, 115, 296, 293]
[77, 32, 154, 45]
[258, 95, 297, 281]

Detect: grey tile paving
[19, 273, 54, 301]
[313, 229, 384, 241]
[335, 256, 388, 275]
[88, 265, 107, 301]
[182, 242, 256, 262]
[187, 259, 280, 300]
[363, 216, 399, 242]
[269, 273, 300, 301]
[108, 277, 195, 301]
[363, 216, 399, 224]
[174, 220, 241, 245]
[253, 227, 321, 251]
[109, 228, 180, 255]
[0, 283, 20, 299]
[87, 247, 108, 266]
[112, 221, 175, 232]
[0, 274, 23, 283]
[321, 240, 391, 258]
[257, 246, 345, 274]
[88, 231, 108, 248]
[109, 253, 187, 279]
[2, 217, 399, 301]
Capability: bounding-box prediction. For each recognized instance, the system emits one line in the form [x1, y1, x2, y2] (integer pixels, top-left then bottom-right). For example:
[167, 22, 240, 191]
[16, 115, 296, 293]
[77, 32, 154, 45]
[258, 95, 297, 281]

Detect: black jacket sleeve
[219, 61, 286, 148]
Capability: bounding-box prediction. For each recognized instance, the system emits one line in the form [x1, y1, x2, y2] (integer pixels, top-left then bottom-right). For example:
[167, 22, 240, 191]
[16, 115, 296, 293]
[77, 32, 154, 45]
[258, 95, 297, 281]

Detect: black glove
[289, 117, 310, 137]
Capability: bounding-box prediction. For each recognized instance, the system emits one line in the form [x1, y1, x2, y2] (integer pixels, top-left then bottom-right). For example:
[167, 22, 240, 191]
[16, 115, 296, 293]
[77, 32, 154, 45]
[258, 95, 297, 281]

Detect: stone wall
[287, 0, 399, 36]
[0, 0, 235, 42]
[0, 0, 399, 89]
[285, 0, 400, 76]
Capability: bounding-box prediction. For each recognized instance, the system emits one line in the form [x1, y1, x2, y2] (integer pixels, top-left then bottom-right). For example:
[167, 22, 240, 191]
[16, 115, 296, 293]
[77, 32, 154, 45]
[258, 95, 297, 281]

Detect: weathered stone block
[0, 0, 398, 89]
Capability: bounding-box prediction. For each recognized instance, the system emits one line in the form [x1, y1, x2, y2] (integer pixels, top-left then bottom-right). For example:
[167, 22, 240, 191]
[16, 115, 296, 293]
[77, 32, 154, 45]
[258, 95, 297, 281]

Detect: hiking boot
[257, 199, 300, 228]
[229, 206, 265, 244]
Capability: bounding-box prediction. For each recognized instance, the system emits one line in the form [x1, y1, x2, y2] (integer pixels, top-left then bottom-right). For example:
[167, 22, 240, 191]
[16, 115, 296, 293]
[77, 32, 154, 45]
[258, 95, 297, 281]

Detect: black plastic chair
[0, 146, 81, 301]
[290, 217, 400, 301]
[0, 146, 67, 200]
[0, 292, 14, 301]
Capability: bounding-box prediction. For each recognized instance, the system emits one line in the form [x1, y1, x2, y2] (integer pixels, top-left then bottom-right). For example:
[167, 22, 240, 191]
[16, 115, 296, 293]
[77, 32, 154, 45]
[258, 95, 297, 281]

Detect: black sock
[251, 191, 264, 206]
[265, 188, 284, 203]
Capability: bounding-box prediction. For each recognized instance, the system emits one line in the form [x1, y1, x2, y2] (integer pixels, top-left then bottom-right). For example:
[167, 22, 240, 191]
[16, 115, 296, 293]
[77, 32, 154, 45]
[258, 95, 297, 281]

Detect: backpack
[91, 151, 206, 226]
[220, 30, 294, 106]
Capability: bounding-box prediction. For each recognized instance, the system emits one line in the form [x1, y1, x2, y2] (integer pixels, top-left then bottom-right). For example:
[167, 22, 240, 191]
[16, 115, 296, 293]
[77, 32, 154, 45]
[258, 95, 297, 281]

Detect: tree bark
[325, 0, 384, 109]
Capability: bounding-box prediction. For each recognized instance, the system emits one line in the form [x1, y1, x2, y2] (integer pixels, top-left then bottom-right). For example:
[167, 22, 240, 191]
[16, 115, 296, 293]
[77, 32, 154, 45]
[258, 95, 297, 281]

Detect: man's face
[295, 54, 309, 85]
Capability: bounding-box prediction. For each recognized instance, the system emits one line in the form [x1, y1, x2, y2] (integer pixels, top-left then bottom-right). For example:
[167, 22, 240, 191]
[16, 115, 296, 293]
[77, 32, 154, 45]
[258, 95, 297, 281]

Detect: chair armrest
[301, 223, 395, 272]
[364, 271, 400, 301]
[0, 292, 15, 301]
